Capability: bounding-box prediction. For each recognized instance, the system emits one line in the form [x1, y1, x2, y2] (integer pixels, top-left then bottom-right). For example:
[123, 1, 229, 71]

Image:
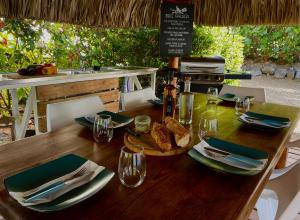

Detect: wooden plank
[99, 90, 120, 103]
[36, 78, 119, 101]
[37, 90, 120, 116]
[38, 117, 47, 133]
[104, 101, 119, 113]
[6, 73, 66, 80]
[37, 100, 120, 132]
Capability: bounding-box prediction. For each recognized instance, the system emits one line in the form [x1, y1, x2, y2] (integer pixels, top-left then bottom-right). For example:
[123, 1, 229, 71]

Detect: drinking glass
[179, 92, 194, 125]
[235, 97, 250, 115]
[206, 87, 219, 104]
[198, 114, 218, 140]
[93, 114, 113, 143]
[135, 115, 151, 133]
[118, 146, 146, 188]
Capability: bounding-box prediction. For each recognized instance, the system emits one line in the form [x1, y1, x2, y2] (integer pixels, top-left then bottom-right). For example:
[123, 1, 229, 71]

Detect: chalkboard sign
[160, 2, 194, 57]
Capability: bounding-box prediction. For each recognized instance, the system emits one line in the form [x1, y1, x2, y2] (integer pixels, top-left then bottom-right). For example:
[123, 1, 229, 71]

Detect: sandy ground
[240, 75, 300, 136]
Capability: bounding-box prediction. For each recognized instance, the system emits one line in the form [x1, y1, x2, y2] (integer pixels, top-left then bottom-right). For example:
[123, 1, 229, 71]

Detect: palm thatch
[0, 0, 299, 27]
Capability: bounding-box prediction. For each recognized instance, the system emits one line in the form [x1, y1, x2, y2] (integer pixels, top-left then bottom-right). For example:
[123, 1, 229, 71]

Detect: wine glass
[93, 114, 113, 143]
[206, 87, 219, 104]
[118, 146, 146, 188]
[198, 114, 218, 140]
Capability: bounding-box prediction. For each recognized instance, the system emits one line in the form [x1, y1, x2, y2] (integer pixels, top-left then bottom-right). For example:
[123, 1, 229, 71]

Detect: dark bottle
[163, 80, 176, 120]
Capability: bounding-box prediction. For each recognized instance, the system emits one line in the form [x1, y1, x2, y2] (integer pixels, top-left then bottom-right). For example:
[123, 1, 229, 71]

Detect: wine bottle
[163, 75, 176, 120]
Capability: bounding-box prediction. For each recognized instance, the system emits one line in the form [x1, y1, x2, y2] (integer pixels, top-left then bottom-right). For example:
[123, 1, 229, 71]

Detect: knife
[125, 127, 153, 148]
[203, 146, 263, 167]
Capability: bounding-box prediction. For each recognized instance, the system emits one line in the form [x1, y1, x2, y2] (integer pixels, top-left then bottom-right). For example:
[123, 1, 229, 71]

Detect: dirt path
[240, 75, 300, 136]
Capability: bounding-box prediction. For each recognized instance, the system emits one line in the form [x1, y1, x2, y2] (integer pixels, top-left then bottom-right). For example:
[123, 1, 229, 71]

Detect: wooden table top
[0, 94, 299, 220]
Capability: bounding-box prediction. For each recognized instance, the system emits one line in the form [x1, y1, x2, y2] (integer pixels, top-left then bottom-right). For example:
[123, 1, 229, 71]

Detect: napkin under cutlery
[239, 113, 290, 129]
[9, 160, 104, 206]
[193, 140, 267, 171]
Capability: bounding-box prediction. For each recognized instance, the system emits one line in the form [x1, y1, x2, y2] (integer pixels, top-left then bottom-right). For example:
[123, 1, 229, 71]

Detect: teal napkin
[4, 154, 114, 212]
[75, 111, 133, 129]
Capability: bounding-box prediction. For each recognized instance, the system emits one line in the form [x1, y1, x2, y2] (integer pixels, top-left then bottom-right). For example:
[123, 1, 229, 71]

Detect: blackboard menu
[160, 2, 194, 57]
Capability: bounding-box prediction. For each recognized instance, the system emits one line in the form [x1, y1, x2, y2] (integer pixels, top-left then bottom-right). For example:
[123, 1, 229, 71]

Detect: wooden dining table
[0, 93, 299, 220]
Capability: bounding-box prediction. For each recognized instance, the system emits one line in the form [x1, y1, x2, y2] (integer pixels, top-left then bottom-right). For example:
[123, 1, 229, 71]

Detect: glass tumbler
[206, 87, 219, 104]
[198, 114, 218, 140]
[118, 146, 146, 188]
[93, 114, 113, 143]
[134, 115, 151, 133]
[179, 92, 194, 125]
[235, 97, 250, 115]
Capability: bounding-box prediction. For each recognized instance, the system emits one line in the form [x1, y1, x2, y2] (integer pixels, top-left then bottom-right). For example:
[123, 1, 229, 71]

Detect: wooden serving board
[124, 132, 193, 156]
[6, 73, 66, 79]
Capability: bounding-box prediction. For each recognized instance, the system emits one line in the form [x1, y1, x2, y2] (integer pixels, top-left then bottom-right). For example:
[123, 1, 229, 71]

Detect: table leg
[9, 89, 19, 118]
[17, 89, 34, 139]
[128, 77, 134, 91]
[275, 147, 288, 169]
[9, 89, 20, 139]
[132, 76, 142, 90]
[31, 87, 40, 135]
[10, 88, 37, 140]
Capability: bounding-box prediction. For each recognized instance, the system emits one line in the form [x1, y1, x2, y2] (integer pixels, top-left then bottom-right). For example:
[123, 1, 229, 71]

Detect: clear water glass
[93, 114, 113, 143]
[198, 114, 218, 140]
[206, 87, 219, 104]
[179, 92, 194, 125]
[118, 146, 146, 188]
[235, 97, 250, 115]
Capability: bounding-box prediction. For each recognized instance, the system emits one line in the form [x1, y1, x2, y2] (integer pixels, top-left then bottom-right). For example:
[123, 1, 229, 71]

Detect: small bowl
[134, 115, 151, 133]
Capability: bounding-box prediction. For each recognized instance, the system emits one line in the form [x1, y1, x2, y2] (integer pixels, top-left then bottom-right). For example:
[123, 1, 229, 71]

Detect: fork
[24, 166, 90, 203]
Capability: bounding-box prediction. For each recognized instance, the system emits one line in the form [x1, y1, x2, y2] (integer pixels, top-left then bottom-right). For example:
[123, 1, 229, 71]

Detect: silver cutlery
[245, 116, 289, 127]
[24, 166, 91, 203]
[203, 146, 263, 167]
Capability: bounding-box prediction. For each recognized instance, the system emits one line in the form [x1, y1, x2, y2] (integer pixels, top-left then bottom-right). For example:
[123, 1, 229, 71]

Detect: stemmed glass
[118, 146, 146, 188]
[93, 114, 113, 143]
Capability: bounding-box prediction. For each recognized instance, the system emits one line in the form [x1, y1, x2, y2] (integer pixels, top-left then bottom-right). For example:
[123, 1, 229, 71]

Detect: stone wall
[242, 61, 300, 79]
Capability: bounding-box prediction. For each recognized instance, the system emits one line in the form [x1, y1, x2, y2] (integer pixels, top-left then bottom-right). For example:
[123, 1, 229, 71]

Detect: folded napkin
[193, 140, 267, 171]
[81, 111, 133, 128]
[9, 160, 104, 206]
[239, 112, 290, 129]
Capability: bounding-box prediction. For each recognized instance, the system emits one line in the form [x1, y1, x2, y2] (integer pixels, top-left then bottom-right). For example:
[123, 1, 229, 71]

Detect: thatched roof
[0, 0, 299, 27]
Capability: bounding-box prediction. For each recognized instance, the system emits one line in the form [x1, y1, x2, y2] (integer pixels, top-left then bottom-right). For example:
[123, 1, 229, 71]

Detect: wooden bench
[36, 78, 120, 132]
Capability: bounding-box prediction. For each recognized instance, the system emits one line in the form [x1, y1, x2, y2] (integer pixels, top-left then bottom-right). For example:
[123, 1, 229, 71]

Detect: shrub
[0, 18, 246, 116]
[237, 25, 300, 64]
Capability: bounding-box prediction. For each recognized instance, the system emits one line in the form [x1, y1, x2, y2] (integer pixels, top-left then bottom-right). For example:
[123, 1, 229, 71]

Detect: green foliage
[191, 25, 214, 56]
[206, 27, 244, 72]
[0, 89, 11, 117]
[237, 25, 300, 64]
[191, 26, 244, 85]
[0, 18, 247, 116]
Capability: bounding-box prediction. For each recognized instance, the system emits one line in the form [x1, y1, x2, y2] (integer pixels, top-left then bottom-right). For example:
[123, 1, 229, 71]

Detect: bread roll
[164, 117, 191, 148]
[151, 122, 172, 151]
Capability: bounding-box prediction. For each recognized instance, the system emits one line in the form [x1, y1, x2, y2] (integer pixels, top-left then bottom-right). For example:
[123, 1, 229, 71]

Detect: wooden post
[275, 148, 288, 169]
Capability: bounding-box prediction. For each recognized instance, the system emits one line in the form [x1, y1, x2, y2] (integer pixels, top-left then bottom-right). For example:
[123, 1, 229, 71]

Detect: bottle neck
[184, 80, 191, 92]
